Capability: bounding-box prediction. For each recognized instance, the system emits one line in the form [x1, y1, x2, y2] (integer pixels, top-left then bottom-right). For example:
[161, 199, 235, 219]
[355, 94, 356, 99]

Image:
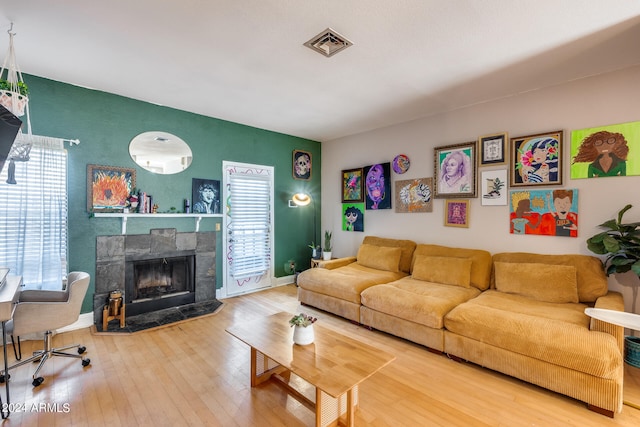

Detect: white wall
[321, 64, 640, 314]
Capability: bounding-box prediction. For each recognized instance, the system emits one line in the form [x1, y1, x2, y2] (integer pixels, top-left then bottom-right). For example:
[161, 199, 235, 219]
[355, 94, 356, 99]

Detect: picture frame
[444, 199, 469, 228]
[480, 169, 508, 206]
[479, 132, 507, 166]
[341, 168, 364, 203]
[364, 162, 392, 210]
[510, 130, 563, 187]
[192, 178, 221, 214]
[292, 149, 312, 180]
[434, 141, 477, 198]
[509, 189, 579, 237]
[87, 164, 136, 212]
[394, 177, 433, 213]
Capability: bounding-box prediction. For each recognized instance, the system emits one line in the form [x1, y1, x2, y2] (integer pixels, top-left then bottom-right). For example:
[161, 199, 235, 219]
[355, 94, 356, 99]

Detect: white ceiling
[1, 1, 640, 142]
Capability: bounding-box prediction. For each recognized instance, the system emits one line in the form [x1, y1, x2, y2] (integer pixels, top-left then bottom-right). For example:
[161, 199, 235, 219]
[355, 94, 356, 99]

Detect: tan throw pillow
[411, 255, 472, 288]
[357, 244, 402, 272]
[494, 261, 579, 303]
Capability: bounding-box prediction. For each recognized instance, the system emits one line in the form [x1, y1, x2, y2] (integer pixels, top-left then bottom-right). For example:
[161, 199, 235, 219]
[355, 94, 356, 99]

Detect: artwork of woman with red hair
[572, 130, 629, 177]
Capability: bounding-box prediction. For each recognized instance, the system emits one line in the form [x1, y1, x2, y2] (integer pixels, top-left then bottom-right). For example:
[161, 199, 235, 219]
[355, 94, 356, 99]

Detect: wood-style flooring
[3, 284, 640, 426]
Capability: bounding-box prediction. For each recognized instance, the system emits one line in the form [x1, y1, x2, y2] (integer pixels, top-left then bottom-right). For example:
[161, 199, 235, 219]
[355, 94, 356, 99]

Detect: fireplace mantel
[93, 213, 222, 234]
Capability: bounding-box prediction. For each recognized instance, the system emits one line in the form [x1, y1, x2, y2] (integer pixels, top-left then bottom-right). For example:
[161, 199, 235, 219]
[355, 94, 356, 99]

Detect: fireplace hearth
[94, 228, 216, 327]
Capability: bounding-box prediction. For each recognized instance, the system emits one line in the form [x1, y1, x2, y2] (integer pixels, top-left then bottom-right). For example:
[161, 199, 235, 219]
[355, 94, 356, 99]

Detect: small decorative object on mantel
[322, 230, 332, 260]
[289, 313, 317, 345]
[0, 23, 29, 117]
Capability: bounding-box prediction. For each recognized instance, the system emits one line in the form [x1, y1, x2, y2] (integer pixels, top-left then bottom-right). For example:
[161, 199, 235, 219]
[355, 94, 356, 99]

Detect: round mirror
[129, 131, 193, 174]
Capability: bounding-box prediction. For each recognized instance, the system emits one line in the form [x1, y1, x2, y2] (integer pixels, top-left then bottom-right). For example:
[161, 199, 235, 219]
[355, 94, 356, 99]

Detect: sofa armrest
[590, 291, 625, 353]
[317, 257, 357, 270]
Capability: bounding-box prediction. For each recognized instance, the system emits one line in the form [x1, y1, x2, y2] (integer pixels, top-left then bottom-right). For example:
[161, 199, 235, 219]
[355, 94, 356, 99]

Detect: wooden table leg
[345, 388, 355, 427]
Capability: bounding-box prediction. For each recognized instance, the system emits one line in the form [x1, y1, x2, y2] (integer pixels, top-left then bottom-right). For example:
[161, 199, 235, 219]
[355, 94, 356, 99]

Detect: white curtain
[0, 133, 68, 290]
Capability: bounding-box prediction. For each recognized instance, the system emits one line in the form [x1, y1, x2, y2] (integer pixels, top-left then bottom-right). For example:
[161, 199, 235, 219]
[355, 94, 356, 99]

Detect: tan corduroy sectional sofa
[296, 236, 625, 417]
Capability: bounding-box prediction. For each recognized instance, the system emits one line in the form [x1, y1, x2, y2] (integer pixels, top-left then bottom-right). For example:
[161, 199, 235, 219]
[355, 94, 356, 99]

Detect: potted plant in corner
[587, 204, 640, 367]
[322, 230, 332, 261]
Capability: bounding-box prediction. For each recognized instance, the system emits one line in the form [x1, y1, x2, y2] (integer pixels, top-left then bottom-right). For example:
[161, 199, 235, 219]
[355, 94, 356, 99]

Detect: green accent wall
[23, 75, 320, 313]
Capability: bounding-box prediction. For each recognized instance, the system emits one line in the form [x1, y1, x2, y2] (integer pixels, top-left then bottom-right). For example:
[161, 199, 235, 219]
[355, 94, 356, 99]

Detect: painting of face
[364, 162, 391, 210]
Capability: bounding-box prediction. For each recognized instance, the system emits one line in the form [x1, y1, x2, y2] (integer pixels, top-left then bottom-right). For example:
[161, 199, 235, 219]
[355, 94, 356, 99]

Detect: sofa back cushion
[494, 261, 579, 303]
[412, 255, 472, 288]
[357, 244, 402, 272]
[361, 236, 417, 274]
[491, 252, 608, 303]
[410, 244, 492, 290]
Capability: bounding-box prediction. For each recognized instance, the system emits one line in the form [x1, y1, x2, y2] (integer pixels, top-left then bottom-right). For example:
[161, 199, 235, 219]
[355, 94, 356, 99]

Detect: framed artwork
[364, 162, 392, 210]
[342, 203, 365, 232]
[510, 130, 563, 187]
[509, 189, 578, 237]
[479, 132, 507, 166]
[570, 120, 640, 179]
[87, 164, 136, 212]
[341, 168, 364, 202]
[481, 169, 508, 206]
[192, 178, 221, 214]
[394, 177, 433, 213]
[444, 199, 469, 228]
[434, 141, 477, 198]
[292, 149, 312, 180]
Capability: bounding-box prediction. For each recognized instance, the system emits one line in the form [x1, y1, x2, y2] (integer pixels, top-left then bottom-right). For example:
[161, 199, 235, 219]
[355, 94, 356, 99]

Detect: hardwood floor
[4, 284, 640, 426]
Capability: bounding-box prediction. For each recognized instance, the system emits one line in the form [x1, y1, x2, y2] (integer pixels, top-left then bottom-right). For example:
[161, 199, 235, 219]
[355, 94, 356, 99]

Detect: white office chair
[0, 271, 92, 387]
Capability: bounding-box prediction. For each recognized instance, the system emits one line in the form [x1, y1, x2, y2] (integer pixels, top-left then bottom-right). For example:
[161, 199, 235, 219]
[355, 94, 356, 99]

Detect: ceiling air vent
[304, 28, 353, 57]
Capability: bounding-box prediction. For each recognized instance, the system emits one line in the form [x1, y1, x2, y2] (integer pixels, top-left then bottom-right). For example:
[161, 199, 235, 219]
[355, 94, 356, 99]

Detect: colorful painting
[509, 189, 579, 237]
[341, 168, 363, 202]
[364, 162, 391, 210]
[444, 200, 469, 228]
[342, 203, 364, 232]
[292, 149, 312, 180]
[434, 142, 477, 198]
[481, 169, 507, 206]
[394, 178, 433, 213]
[510, 130, 563, 187]
[87, 164, 136, 212]
[392, 154, 410, 174]
[570, 121, 640, 179]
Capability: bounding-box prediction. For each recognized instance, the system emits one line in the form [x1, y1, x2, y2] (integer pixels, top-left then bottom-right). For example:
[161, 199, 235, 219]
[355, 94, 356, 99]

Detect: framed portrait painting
[570, 120, 640, 179]
[509, 189, 578, 237]
[434, 141, 477, 198]
[341, 168, 363, 203]
[364, 162, 392, 210]
[87, 164, 136, 212]
[510, 130, 563, 187]
[479, 132, 507, 166]
[292, 149, 312, 180]
[444, 199, 469, 228]
[342, 203, 365, 232]
[192, 178, 221, 214]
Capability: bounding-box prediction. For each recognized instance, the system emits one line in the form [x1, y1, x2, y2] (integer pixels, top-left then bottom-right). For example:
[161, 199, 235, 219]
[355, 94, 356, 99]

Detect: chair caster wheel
[78, 346, 86, 354]
[32, 377, 44, 387]
[0, 373, 8, 383]
[82, 358, 91, 367]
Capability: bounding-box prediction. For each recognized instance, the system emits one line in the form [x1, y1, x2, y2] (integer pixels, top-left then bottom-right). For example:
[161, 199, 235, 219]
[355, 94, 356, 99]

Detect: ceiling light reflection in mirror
[129, 131, 193, 174]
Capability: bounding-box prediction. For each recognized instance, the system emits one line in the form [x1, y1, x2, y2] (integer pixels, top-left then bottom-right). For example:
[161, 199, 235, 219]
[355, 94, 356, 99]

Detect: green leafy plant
[587, 204, 640, 276]
[323, 230, 332, 252]
[289, 313, 317, 328]
[0, 79, 29, 96]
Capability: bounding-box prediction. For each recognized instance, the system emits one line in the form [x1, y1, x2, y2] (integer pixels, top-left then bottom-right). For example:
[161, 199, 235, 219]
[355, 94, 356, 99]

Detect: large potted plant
[587, 204, 640, 367]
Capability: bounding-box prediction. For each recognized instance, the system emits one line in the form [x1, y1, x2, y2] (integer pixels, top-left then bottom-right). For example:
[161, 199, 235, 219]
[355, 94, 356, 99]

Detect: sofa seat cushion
[361, 277, 481, 329]
[444, 290, 621, 378]
[297, 263, 407, 304]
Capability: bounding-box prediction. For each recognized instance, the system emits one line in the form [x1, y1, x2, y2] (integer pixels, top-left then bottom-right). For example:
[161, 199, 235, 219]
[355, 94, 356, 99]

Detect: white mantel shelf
[93, 213, 222, 234]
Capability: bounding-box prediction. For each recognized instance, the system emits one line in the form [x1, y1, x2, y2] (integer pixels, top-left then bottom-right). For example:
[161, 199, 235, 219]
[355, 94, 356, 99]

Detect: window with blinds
[228, 172, 271, 280]
[0, 144, 68, 290]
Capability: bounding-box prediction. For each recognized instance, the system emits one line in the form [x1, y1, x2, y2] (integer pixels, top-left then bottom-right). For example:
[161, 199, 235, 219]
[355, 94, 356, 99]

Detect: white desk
[0, 276, 22, 418]
[584, 308, 640, 332]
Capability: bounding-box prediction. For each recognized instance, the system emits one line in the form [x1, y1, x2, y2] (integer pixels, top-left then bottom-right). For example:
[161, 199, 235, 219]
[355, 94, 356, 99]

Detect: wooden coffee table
[226, 312, 395, 427]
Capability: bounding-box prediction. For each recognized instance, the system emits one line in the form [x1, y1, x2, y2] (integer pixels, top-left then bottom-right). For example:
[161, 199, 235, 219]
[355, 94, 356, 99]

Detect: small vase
[293, 325, 314, 345]
[322, 251, 332, 261]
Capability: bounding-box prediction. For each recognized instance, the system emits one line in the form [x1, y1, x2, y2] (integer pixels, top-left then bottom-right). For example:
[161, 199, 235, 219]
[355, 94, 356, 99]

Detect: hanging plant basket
[1, 25, 29, 117]
[0, 89, 28, 116]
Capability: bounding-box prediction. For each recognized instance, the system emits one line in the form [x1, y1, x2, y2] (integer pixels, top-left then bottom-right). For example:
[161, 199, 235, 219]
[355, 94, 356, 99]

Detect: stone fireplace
[94, 228, 216, 326]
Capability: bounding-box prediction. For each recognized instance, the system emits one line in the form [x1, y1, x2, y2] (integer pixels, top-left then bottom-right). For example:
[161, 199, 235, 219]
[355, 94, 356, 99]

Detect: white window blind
[228, 172, 271, 280]
[0, 136, 68, 290]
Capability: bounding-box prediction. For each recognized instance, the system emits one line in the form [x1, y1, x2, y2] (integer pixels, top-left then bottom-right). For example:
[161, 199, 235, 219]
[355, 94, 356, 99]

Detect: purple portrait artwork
[364, 162, 392, 210]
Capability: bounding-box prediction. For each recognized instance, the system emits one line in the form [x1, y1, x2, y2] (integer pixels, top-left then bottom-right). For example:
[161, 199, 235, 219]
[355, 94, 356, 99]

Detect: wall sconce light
[289, 192, 311, 207]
